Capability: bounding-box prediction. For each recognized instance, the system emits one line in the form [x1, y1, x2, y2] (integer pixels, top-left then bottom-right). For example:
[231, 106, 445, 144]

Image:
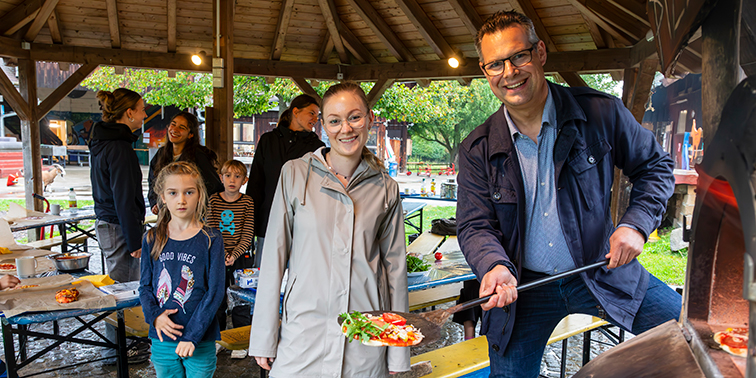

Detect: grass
[405, 205, 687, 286]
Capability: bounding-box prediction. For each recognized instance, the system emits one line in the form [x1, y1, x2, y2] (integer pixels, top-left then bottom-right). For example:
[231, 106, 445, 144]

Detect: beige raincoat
[248, 147, 410, 377]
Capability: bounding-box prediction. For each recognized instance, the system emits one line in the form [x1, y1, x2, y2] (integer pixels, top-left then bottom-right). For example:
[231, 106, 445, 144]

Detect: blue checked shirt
[504, 88, 576, 274]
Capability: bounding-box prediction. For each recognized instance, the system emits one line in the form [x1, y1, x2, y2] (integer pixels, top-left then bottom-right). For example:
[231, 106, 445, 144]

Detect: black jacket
[147, 147, 223, 208]
[246, 122, 325, 236]
[89, 121, 146, 252]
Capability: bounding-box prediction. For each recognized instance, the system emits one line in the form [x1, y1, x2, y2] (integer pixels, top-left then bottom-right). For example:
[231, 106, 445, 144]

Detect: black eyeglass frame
[481, 43, 540, 76]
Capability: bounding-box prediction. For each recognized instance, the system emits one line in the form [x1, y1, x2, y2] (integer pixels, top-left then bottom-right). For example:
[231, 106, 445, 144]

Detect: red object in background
[6, 174, 18, 186]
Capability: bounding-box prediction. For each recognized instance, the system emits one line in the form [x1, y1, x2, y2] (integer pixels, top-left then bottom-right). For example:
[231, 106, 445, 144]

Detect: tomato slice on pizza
[340, 311, 424, 347]
[714, 327, 748, 357]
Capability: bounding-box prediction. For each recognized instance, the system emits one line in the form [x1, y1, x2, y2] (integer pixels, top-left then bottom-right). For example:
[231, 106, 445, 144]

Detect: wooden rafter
[46, 7, 61, 44]
[24, 0, 59, 42]
[582, 15, 606, 49]
[318, 36, 335, 64]
[394, 0, 455, 59]
[271, 0, 296, 60]
[629, 58, 658, 122]
[457, 77, 472, 86]
[367, 78, 394, 108]
[37, 63, 98, 119]
[340, 22, 379, 64]
[105, 0, 121, 48]
[344, 0, 415, 62]
[317, 0, 349, 63]
[291, 77, 322, 103]
[0, 0, 42, 37]
[167, 0, 177, 52]
[559, 72, 588, 87]
[0, 67, 31, 121]
[584, 0, 643, 41]
[564, 0, 632, 45]
[446, 0, 483, 37]
[630, 37, 657, 66]
[606, 0, 649, 28]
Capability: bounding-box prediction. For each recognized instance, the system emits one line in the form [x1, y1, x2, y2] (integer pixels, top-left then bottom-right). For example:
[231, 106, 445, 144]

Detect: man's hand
[479, 265, 518, 311]
[0, 275, 20, 290]
[255, 356, 275, 370]
[154, 309, 184, 341]
[175, 341, 195, 357]
[606, 226, 645, 269]
[131, 248, 142, 258]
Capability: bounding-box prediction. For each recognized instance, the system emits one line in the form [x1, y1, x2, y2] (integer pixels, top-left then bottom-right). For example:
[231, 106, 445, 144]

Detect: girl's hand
[154, 309, 184, 341]
[131, 248, 142, 258]
[255, 356, 275, 370]
[175, 341, 195, 357]
[224, 255, 236, 266]
[0, 275, 20, 290]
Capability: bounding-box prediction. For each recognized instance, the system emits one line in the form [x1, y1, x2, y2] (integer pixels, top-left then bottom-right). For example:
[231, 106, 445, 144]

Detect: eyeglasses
[481, 43, 538, 76]
[323, 113, 368, 133]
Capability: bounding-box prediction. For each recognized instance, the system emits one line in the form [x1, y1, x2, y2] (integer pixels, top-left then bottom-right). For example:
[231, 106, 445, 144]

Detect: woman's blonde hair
[321, 81, 384, 172]
[146, 161, 209, 260]
[96, 88, 142, 123]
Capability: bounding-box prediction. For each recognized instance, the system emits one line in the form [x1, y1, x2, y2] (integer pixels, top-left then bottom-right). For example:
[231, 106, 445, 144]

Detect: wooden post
[701, 0, 742, 148]
[212, 0, 235, 162]
[18, 59, 42, 241]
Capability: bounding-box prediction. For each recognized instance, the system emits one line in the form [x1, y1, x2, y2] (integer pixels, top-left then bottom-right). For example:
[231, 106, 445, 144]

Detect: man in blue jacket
[456, 11, 681, 377]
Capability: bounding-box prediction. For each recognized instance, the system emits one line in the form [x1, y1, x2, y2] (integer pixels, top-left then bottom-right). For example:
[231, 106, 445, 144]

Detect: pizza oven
[680, 76, 756, 378]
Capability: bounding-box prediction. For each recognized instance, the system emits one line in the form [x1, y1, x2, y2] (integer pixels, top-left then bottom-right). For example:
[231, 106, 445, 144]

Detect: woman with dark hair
[148, 112, 223, 214]
[90, 88, 150, 363]
[246, 94, 324, 266]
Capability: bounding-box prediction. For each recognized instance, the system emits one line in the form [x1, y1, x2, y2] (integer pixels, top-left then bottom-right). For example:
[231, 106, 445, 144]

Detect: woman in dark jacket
[246, 94, 324, 266]
[147, 111, 223, 213]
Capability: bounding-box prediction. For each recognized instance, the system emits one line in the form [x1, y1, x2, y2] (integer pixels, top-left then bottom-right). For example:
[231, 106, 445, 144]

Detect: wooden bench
[26, 231, 89, 251]
[217, 325, 251, 350]
[407, 232, 445, 256]
[104, 306, 150, 338]
[410, 314, 610, 378]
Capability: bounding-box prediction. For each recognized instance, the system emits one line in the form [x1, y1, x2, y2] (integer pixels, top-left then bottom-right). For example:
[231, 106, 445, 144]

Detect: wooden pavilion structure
[0, 0, 750, 217]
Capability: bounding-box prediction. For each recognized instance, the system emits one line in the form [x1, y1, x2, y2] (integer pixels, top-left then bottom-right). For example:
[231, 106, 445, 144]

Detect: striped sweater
[207, 193, 255, 260]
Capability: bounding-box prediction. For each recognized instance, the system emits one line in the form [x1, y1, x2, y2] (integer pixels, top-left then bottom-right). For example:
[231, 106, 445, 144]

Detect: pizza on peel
[340, 311, 424, 347]
[714, 327, 748, 357]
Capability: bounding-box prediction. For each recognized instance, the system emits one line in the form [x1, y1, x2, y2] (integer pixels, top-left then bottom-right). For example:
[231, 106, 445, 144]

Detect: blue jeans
[488, 270, 681, 378]
[150, 339, 217, 378]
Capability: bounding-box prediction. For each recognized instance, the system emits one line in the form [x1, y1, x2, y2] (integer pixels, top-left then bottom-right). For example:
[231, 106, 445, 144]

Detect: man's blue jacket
[456, 82, 674, 354]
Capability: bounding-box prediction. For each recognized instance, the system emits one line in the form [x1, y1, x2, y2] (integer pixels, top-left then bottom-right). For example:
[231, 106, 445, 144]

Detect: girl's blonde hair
[321, 81, 384, 172]
[146, 161, 209, 260]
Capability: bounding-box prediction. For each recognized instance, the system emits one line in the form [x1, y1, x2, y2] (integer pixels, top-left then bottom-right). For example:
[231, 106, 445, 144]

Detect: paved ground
[0, 164, 624, 377]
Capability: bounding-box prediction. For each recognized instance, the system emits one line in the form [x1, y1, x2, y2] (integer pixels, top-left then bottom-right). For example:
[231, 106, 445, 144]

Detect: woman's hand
[224, 255, 236, 266]
[255, 356, 275, 370]
[175, 341, 195, 357]
[0, 275, 20, 290]
[154, 309, 184, 341]
[131, 248, 142, 258]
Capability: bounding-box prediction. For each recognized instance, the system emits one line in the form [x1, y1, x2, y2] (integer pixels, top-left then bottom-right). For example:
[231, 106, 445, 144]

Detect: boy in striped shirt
[207, 160, 255, 330]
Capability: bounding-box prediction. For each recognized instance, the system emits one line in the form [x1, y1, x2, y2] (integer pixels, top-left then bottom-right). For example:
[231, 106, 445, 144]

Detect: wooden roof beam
[46, 8, 62, 44]
[291, 77, 322, 103]
[394, 0, 455, 59]
[559, 72, 588, 87]
[564, 0, 632, 45]
[105, 0, 121, 48]
[271, 0, 296, 60]
[340, 22, 379, 64]
[457, 77, 472, 86]
[446, 0, 483, 37]
[0, 0, 42, 37]
[367, 78, 394, 108]
[318, 36, 335, 64]
[583, 15, 606, 48]
[167, 0, 177, 52]
[605, 0, 649, 28]
[344, 0, 415, 62]
[37, 63, 98, 119]
[0, 66, 31, 121]
[318, 0, 349, 63]
[24, 0, 59, 42]
[584, 0, 643, 41]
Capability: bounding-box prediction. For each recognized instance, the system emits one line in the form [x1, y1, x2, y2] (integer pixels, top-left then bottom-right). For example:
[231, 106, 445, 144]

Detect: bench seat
[25, 231, 89, 250]
[407, 232, 445, 256]
[104, 306, 150, 338]
[217, 325, 251, 350]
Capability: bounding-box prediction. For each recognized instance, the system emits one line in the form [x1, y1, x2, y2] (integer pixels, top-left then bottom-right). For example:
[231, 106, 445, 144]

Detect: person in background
[207, 159, 255, 330]
[148, 112, 223, 214]
[140, 162, 225, 378]
[90, 88, 150, 363]
[245, 94, 324, 266]
[456, 11, 680, 377]
[249, 82, 410, 376]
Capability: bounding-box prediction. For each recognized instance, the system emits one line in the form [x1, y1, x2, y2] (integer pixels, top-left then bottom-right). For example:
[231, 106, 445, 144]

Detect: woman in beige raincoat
[248, 82, 410, 377]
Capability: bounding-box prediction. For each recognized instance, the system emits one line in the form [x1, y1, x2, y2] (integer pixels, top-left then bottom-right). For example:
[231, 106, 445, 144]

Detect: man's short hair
[475, 11, 541, 60]
[220, 159, 248, 177]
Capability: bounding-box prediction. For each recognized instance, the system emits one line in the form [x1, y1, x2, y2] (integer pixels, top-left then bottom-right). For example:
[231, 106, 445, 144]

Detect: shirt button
[544, 212, 548, 217]
[549, 242, 553, 247]
[554, 268, 558, 273]
[541, 182, 545, 186]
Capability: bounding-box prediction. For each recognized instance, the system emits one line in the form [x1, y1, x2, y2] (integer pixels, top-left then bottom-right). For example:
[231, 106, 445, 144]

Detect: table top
[400, 194, 458, 202]
[3, 297, 140, 325]
[8, 208, 96, 232]
[402, 200, 426, 217]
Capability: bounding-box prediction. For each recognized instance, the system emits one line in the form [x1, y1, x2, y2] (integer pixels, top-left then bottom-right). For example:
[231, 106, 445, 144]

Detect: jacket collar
[487, 81, 586, 160]
[89, 121, 139, 143]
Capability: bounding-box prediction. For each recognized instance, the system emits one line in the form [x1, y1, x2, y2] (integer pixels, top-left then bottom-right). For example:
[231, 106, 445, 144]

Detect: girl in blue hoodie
[139, 162, 225, 378]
